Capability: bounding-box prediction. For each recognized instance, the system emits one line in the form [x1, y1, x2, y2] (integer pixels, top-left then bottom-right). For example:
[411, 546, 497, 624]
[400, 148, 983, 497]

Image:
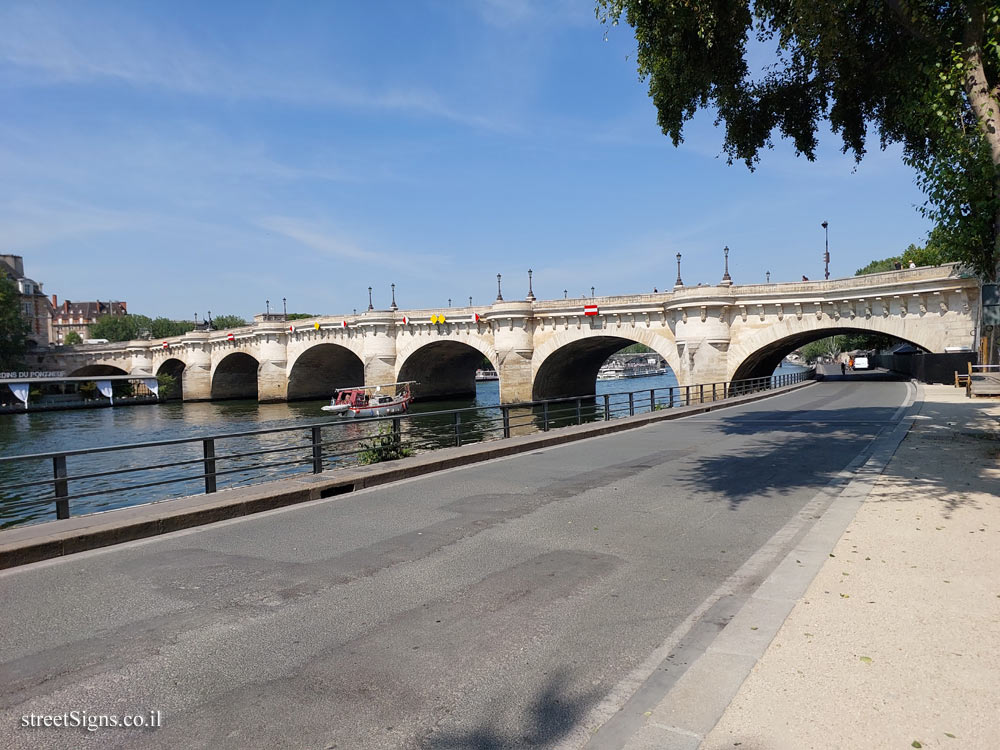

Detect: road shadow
[678, 403, 997, 516]
[424, 669, 601, 749]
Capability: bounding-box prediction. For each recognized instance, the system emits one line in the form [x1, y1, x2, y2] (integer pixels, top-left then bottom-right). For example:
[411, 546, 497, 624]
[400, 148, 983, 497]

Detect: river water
[0, 364, 807, 527]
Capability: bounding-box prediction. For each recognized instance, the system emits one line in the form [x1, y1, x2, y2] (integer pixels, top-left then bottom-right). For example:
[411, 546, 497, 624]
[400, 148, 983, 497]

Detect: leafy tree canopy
[285, 313, 315, 321]
[0, 275, 29, 370]
[855, 228, 956, 274]
[150, 317, 194, 339]
[63, 330, 83, 345]
[212, 314, 249, 329]
[89, 314, 153, 342]
[598, 0, 1000, 280]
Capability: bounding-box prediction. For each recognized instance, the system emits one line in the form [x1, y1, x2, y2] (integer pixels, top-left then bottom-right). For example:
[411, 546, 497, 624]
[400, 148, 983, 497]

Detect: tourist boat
[322, 381, 415, 417]
[475, 369, 499, 381]
[597, 363, 626, 380]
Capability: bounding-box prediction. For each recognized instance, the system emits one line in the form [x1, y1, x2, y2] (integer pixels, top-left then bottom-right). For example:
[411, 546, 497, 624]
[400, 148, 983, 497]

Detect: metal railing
[0, 370, 813, 527]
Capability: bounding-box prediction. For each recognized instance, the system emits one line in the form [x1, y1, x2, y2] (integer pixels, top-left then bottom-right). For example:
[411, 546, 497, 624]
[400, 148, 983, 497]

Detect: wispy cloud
[0, 3, 515, 132]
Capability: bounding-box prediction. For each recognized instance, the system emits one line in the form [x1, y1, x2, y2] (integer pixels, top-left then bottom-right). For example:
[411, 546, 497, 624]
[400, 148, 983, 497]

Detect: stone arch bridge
[42, 265, 979, 404]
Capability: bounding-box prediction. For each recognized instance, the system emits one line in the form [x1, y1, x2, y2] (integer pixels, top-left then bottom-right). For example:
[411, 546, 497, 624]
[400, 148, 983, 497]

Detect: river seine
[0, 365, 807, 527]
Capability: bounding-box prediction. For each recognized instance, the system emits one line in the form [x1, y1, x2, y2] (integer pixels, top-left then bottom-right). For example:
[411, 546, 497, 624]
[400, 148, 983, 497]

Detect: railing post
[650, 389, 655, 411]
[53, 455, 69, 519]
[203, 438, 217, 494]
[576, 398, 582, 424]
[502, 406, 510, 438]
[628, 392, 634, 416]
[453, 411, 462, 446]
[712, 383, 717, 401]
[311, 426, 323, 474]
[668, 386, 674, 407]
[603, 394, 610, 420]
[700, 384, 705, 403]
[542, 401, 549, 431]
[392, 417, 402, 452]
[723, 381, 728, 399]
[685, 385, 691, 406]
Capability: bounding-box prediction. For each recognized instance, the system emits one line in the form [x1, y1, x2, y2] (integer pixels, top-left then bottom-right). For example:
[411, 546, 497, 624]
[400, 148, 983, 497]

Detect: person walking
[841, 361, 847, 376]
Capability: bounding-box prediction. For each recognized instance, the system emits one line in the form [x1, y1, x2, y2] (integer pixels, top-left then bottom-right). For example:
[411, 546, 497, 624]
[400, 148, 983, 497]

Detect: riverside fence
[0, 370, 814, 527]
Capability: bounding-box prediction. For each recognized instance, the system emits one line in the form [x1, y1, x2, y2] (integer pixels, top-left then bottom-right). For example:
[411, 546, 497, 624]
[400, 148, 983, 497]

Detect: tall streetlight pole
[496, 274, 503, 301]
[282, 297, 287, 319]
[674, 253, 684, 288]
[367, 286, 373, 311]
[822, 221, 830, 280]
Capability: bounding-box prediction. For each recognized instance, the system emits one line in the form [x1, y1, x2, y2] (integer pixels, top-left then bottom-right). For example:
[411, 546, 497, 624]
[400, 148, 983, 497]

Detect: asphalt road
[0, 379, 910, 749]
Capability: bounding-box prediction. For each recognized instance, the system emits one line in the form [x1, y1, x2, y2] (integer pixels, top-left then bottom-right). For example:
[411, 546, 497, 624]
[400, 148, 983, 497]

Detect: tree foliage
[62, 330, 83, 345]
[150, 317, 194, 338]
[598, 0, 1000, 280]
[285, 313, 315, 321]
[0, 275, 29, 370]
[855, 229, 955, 274]
[89, 314, 152, 342]
[212, 314, 249, 329]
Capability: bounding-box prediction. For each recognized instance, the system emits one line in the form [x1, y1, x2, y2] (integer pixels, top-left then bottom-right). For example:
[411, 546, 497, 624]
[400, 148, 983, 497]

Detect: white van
[854, 356, 870, 370]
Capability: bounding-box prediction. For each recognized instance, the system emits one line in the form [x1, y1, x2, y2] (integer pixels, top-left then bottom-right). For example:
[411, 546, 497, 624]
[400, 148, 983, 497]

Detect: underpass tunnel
[532, 337, 673, 401]
[155, 359, 186, 400]
[287, 344, 365, 401]
[68, 365, 128, 377]
[211, 353, 260, 401]
[397, 342, 493, 401]
[730, 328, 929, 382]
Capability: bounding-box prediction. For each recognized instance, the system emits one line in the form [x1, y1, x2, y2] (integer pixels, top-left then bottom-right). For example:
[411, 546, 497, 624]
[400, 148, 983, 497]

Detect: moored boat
[322, 381, 415, 418]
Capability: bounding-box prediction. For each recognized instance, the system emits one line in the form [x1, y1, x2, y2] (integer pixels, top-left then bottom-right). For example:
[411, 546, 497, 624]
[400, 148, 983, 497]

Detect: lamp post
[564, 289, 567, 299]
[591, 286, 595, 298]
[282, 297, 287, 319]
[265, 299, 270, 316]
[367, 286, 373, 311]
[766, 271, 771, 283]
[496, 274, 503, 301]
[469, 296, 473, 306]
[526, 269, 535, 301]
[207, 311, 212, 329]
[720, 246, 732, 286]
[448, 298, 452, 307]
[822, 220, 830, 280]
[675, 253, 684, 288]
[390, 283, 397, 311]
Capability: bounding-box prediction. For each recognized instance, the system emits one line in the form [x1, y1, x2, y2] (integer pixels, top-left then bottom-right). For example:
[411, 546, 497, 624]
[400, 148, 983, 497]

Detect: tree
[285, 313, 315, 321]
[63, 330, 83, 345]
[212, 314, 249, 329]
[800, 337, 842, 363]
[597, 1, 1000, 280]
[856, 228, 955, 274]
[88, 314, 153, 342]
[0, 275, 29, 370]
[149, 317, 194, 338]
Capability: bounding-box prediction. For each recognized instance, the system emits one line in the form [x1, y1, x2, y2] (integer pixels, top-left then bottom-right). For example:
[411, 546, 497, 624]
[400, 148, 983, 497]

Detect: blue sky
[1, 0, 932, 320]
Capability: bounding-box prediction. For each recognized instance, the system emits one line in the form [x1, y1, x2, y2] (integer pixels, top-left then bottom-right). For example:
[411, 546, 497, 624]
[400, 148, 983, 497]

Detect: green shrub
[358, 423, 413, 465]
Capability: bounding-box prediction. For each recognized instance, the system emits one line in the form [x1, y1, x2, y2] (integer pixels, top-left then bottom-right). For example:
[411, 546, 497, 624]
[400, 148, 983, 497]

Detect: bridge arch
[728, 318, 935, 382]
[155, 358, 186, 400]
[68, 364, 129, 377]
[211, 352, 260, 401]
[286, 343, 365, 401]
[396, 336, 499, 401]
[531, 329, 681, 400]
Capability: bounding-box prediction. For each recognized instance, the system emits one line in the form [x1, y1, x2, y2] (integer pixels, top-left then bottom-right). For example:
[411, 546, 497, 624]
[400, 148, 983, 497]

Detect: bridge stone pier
[41, 265, 980, 404]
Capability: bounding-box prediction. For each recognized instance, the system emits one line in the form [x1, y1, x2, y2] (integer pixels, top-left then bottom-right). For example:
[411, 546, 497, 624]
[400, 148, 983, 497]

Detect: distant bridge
[33, 265, 980, 404]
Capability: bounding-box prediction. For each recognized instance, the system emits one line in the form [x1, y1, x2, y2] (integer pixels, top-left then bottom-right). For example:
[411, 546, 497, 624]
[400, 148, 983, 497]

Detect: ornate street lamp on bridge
[496, 274, 503, 302]
[674, 253, 684, 288]
[720, 246, 732, 286]
[526, 269, 535, 301]
[390, 283, 397, 311]
[822, 220, 830, 280]
[367, 286, 374, 311]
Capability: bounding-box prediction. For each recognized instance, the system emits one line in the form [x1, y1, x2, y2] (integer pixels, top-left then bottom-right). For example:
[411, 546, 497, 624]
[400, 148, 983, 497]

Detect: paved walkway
[700, 385, 1000, 749]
